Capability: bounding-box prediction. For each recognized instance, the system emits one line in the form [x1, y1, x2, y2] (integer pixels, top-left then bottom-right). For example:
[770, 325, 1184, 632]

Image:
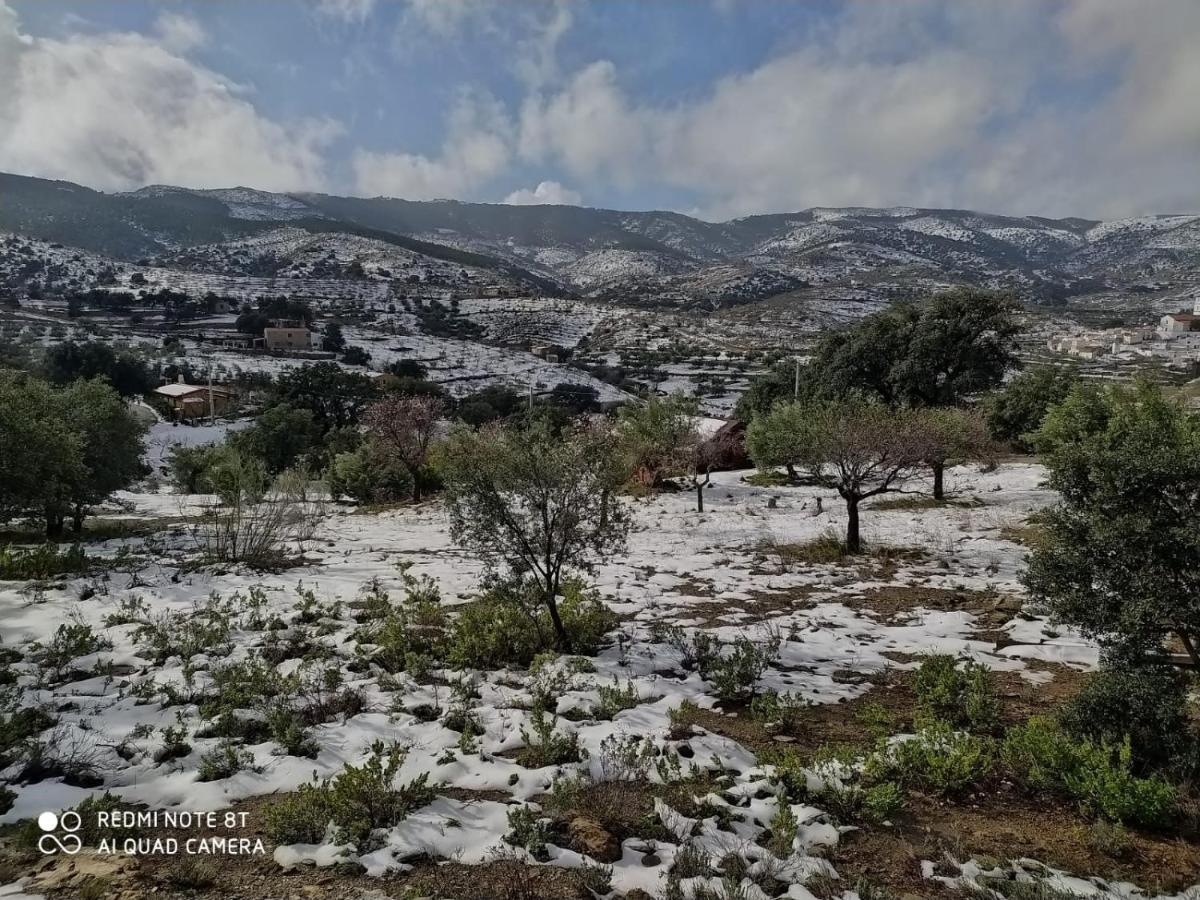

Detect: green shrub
[446, 576, 617, 669]
[0, 543, 92, 580]
[1002, 717, 1177, 827]
[266, 785, 333, 845]
[202, 658, 287, 716]
[352, 574, 448, 673]
[1058, 666, 1196, 773]
[197, 740, 254, 782]
[131, 595, 234, 664]
[1000, 717, 1079, 793]
[699, 633, 781, 702]
[264, 704, 319, 759]
[72, 792, 144, 846]
[766, 801, 798, 857]
[913, 654, 998, 732]
[556, 579, 619, 655]
[517, 707, 585, 768]
[448, 594, 543, 669]
[0, 694, 55, 768]
[266, 742, 435, 848]
[593, 677, 641, 720]
[504, 805, 550, 861]
[878, 724, 995, 796]
[596, 733, 656, 782]
[810, 773, 905, 825]
[30, 620, 112, 681]
[327, 442, 413, 504]
[153, 721, 192, 764]
[862, 781, 906, 823]
[1064, 738, 1176, 828]
[768, 748, 905, 826]
[750, 689, 809, 730]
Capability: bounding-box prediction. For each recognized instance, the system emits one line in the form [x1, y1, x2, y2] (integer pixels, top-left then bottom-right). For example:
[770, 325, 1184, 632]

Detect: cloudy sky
[1, 0, 1197, 220]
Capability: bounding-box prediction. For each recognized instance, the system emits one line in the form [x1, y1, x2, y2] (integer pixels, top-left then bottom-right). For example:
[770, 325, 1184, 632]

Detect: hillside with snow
[3, 171, 1199, 317]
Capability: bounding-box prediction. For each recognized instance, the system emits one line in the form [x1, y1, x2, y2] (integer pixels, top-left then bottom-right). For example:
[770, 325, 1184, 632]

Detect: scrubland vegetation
[0, 288, 1198, 899]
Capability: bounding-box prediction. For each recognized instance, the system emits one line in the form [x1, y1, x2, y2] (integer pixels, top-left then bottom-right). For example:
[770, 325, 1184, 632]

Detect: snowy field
[0, 464, 1196, 899]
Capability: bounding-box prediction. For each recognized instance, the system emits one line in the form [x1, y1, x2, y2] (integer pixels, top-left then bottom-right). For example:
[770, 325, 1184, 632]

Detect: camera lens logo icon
[37, 810, 82, 855]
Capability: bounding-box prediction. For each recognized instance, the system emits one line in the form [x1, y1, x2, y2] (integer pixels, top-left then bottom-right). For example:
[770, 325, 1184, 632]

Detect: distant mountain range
[2, 171, 1198, 312]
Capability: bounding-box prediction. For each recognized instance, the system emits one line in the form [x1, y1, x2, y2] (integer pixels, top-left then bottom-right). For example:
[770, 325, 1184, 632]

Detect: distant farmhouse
[1158, 310, 1200, 336]
[263, 321, 315, 352]
[153, 381, 236, 422]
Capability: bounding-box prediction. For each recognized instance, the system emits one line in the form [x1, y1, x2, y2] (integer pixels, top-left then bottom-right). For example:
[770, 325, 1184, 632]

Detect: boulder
[568, 815, 620, 862]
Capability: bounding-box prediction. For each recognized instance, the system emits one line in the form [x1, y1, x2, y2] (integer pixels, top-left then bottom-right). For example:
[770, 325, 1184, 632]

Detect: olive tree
[617, 394, 718, 511]
[1024, 380, 1200, 667]
[0, 373, 145, 535]
[439, 421, 628, 651]
[746, 401, 808, 483]
[617, 393, 700, 488]
[983, 364, 1079, 452]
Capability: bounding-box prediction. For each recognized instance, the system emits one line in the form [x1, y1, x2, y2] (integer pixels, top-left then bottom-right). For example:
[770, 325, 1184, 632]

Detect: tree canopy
[811, 288, 1021, 408]
[0, 373, 146, 534]
[44, 340, 154, 397]
[983, 364, 1080, 452]
[439, 421, 628, 650]
[363, 394, 445, 501]
[617, 393, 700, 488]
[749, 399, 929, 552]
[737, 288, 1021, 421]
[271, 363, 380, 433]
[1024, 380, 1200, 666]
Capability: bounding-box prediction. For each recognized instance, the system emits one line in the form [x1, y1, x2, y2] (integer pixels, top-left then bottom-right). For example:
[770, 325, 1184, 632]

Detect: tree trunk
[932, 462, 945, 501]
[696, 482, 704, 513]
[785, 463, 798, 483]
[1179, 630, 1200, 668]
[71, 504, 86, 534]
[45, 511, 64, 538]
[545, 592, 572, 653]
[844, 496, 861, 554]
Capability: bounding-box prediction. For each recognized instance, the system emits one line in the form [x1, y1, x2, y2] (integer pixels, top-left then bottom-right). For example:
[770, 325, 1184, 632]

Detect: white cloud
[400, 0, 490, 36]
[315, 0, 377, 23]
[398, 0, 573, 88]
[352, 92, 511, 199]
[503, 180, 581, 206]
[514, 0, 1200, 219]
[0, 2, 338, 192]
[518, 61, 651, 187]
[2, 0, 1197, 219]
[153, 12, 206, 53]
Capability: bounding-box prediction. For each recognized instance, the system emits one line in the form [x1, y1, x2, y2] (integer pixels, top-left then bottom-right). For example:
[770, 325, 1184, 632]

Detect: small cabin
[153, 382, 236, 421]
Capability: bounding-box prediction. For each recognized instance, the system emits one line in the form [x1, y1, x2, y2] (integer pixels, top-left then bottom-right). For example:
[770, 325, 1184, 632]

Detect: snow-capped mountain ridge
[2, 170, 1197, 311]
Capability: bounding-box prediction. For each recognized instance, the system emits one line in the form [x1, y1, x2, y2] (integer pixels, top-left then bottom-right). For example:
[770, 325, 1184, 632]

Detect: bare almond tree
[363, 395, 445, 501]
[912, 407, 992, 501]
[796, 400, 929, 552]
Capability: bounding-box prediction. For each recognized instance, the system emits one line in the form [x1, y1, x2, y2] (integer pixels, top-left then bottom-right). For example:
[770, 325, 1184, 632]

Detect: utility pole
[793, 356, 800, 401]
[208, 366, 215, 425]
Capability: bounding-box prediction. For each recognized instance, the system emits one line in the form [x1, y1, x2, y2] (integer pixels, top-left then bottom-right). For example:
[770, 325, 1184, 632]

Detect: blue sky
[1, 1, 1197, 219]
